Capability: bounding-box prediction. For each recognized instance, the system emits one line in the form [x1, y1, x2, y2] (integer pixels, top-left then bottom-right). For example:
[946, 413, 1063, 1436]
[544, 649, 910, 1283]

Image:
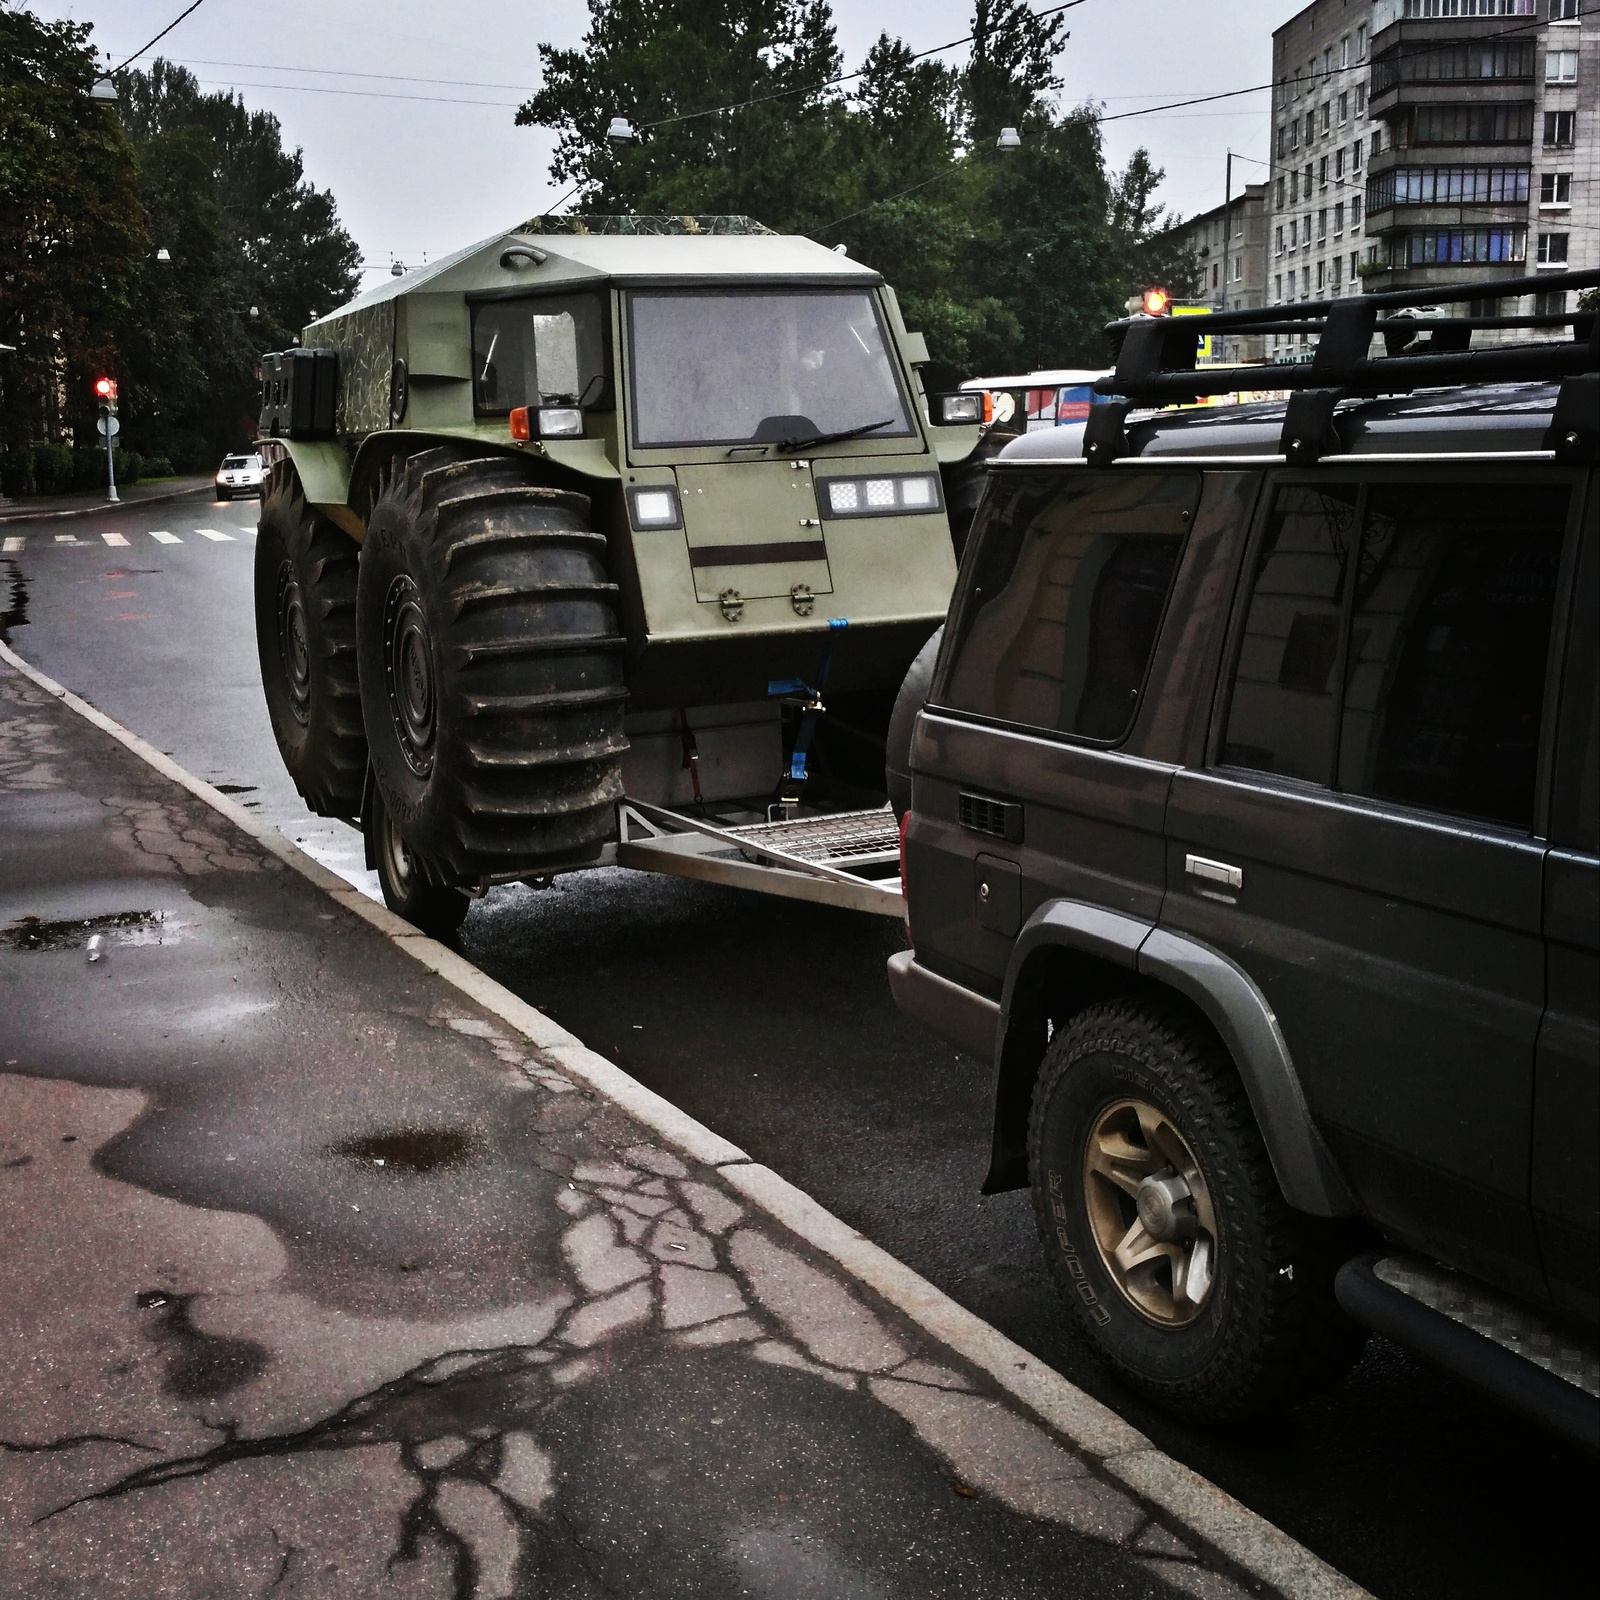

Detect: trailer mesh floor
[724, 808, 900, 865]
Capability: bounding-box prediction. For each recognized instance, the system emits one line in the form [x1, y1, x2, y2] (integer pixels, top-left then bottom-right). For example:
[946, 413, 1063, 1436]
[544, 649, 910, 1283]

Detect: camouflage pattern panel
[305, 301, 395, 437]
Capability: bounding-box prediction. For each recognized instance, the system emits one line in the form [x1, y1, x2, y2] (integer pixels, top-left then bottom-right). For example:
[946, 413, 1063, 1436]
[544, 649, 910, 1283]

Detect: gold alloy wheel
[1081, 1097, 1219, 1327]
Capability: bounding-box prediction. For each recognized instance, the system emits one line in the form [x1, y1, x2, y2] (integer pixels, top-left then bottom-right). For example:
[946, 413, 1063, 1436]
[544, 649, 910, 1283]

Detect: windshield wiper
[776, 418, 895, 455]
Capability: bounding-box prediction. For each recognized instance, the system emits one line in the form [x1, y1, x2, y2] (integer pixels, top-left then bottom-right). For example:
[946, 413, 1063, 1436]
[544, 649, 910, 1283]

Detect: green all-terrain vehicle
[253, 214, 986, 933]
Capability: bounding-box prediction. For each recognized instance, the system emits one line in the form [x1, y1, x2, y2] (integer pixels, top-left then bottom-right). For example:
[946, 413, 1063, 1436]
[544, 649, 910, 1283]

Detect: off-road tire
[1028, 997, 1366, 1423]
[356, 448, 627, 881]
[365, 782, 471, 939]
[254, 464, 367, 817]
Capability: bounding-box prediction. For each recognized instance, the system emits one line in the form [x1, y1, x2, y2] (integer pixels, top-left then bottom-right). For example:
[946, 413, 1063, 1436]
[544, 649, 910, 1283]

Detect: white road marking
[149, 531, 180, 544]
[194, 528, 233, 542]
[1, 536, 22, 553]
[54, 534, 79, 544]
[101, 531, 130, 547]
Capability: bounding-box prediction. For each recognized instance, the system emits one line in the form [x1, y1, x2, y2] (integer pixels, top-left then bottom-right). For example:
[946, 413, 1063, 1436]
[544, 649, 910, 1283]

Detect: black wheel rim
[383, 575, 436, 778]
[276, 562, 311, 726]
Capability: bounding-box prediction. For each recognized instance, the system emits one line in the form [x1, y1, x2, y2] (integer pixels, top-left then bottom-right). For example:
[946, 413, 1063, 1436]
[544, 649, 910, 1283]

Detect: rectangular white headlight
[934, 392, 983, 425]
[817, 471, 944, 520]
[628, 485, 682, 529]
[536, 406, 584, 438]
[899, 474, 937, 508]
[825, 480, 860, 514]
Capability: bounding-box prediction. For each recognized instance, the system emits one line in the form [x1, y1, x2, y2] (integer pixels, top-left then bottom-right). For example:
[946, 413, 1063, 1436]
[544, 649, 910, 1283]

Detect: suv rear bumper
[886, 949, 998, 1060]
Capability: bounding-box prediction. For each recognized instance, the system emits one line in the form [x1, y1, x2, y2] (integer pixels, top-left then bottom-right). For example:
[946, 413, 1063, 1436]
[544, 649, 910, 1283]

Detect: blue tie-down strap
[789, 707, 823, 782]
[767, 677, 810, 698]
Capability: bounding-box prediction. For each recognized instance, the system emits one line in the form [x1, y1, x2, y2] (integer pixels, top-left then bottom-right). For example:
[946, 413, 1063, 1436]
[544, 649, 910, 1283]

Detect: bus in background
[957, 369, 1113, 433]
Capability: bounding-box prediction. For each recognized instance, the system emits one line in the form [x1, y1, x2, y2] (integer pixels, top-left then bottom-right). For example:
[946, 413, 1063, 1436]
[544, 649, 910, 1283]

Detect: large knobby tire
[254, 464, 367, 817]
[885, 624, 942, 822]
[1028, 997, 1366, 1424]
[365, 782, 470, 940]
[356, 449, 628, 883]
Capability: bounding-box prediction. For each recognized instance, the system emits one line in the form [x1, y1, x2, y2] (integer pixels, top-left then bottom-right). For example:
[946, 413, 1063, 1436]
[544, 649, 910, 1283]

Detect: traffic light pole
[104, 419, 119, 503]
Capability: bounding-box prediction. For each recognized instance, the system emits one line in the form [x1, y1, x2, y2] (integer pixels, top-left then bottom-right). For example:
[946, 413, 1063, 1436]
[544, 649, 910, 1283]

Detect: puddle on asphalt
[135, 1287, 271, 1399]
[0, 560, 28, 640]
[2, 909, 164, 951]
[215, 784, 257, 795]
[332, 1128, 479, 1174]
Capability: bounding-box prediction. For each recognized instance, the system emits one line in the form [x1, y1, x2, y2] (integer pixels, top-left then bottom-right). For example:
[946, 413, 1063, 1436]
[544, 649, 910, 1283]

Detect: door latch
[1185, 854, 1242, 902]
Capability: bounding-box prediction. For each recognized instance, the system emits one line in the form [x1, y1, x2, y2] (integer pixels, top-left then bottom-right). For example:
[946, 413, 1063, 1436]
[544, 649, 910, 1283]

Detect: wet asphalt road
[3, 493, 1593, 1600]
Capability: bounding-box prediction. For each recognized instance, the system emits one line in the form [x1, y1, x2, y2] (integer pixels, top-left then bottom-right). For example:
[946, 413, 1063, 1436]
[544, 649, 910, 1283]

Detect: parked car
[215, 452, 266, 500]
[888, 268, 1599, 1447]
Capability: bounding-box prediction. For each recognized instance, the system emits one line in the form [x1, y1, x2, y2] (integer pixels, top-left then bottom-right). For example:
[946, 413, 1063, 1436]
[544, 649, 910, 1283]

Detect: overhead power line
[96, 0, 208, 81]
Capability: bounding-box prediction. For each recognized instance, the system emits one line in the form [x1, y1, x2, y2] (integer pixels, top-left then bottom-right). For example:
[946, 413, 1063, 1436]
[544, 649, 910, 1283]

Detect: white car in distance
[215, 452, 266, 501]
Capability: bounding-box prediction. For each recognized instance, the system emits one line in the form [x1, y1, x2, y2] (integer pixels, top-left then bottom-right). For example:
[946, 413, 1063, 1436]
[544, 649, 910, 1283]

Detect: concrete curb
[0, 635, 1370, 1600]
[0, 480, 215, 524]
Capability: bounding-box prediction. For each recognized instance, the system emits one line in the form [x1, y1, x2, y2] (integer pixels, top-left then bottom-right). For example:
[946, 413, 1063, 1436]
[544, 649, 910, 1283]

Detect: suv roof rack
[1086, 267, 1599, 467]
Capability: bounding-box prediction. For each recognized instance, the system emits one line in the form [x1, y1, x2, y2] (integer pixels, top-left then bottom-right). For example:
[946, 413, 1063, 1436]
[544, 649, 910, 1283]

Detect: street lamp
[606, 116, 637, 144]
[155, 247, 171, 263]
[89, 79, 118, 103]
[93, 376, 120, 504]
[995, 126, 1022, 153]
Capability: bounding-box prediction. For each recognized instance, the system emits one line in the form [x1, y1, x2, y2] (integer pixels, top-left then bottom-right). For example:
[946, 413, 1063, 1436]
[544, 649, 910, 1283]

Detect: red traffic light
[93, 376, 118, 399]
[1141, 287, 1171, 317]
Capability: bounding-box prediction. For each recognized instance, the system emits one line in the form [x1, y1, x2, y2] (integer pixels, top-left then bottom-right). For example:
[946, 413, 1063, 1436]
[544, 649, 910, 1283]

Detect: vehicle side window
[938, 471, 1196, 744]
[1221, 484, 1358, 783]
[472, 294, 606, 414]
[1339, 483, 1566, 830]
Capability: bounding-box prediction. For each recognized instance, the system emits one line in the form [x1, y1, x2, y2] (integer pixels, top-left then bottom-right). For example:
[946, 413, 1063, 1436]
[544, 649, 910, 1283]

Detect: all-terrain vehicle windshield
[627, 289, 914, 449]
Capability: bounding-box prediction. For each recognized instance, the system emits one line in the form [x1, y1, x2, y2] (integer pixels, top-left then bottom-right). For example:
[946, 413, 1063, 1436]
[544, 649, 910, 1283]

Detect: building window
[1336, 147, 1345, 180]
[1414, 104, 1535, 143]
[1276, 176, 1287, 207]
[1366, 165, 1531, 209]
[1291, 121, 1300, 151]
[1302, 267, 1311, 295]
[1316, 259, 1326, 290]
[1339, 92, 1349, 125]
[1275, 273, 1284, 300]
[1540, 172, 1572, 205]
[1545, 51, 1578, 84]
[1400, 0, 1536, 14]
[1305, 112, 1315, 144]
[1290, 219, 1299, 249]
[1535, 290, 1566, 317]
[1324, 46, 1333, 79]
[1543, 110, 1575, 145]
[1372, 127, 1383, 158]
[1342, 36, 1351, 69]
[1275, 224, 1285, 255]
[1321, 103, 1332, 136]
[1357, 23, 1368, 59]
[1318, 209, 1328, 243]
[1320, 156, 1330, 187]
[1277, 125, 1287, 158]
[1350, 251, 1360, 279]
[1353, 135, 1363, 171]
[1537, 232, 1570, 265]
[1331, 255, 1343, 290]
[1356, 84, 1367, 117]
[1335, 202, 1345, 235]
[1233, 256, 1242, 283]
[1401, 228, 1526, 266]
[1352, 196, 1362, 230]
[1305, 163, 1314, 193]
[1550, 0, 1577, 18]
[1290, 171, 1299, 203]
[1372, 40, 1535, 90]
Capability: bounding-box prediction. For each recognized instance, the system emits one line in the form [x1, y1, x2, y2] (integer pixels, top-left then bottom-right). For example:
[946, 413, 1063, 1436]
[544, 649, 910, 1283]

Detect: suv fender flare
[993, 901, 1357, 1217]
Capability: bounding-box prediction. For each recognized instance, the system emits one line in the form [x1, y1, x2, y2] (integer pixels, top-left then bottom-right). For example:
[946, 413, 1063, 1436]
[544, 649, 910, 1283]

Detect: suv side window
[1221, 484, 1358, 782]
[938, 470, 1196, 744]
[1219, 476, 1570, 831]
[1339, 482, 1567, 829]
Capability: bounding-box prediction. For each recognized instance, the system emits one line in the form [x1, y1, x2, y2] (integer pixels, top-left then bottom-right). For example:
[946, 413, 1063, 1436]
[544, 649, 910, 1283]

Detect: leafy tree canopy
[518, 0, 1188, 384]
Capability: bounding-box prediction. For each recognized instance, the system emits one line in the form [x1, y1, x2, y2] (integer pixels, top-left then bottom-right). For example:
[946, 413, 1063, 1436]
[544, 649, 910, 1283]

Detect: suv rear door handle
[1185, 854, 1243, 899]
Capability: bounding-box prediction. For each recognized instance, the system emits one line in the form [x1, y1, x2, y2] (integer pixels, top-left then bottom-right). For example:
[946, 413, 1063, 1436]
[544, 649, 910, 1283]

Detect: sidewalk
[0, 475, 214, 523]
[0, 647, 1363, 1600]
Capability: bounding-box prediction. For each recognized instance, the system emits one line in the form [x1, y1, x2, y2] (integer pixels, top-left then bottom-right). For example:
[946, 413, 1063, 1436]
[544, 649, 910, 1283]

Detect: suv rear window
[937, 470, 1196, 744]
[1221, 477, 1569, 830]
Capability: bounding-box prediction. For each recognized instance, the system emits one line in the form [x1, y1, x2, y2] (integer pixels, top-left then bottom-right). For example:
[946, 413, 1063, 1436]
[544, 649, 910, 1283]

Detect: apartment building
[1265, 1, 1376, 351]
[1167, 184, 1269, 362]
[1264, 0, 1593, 344]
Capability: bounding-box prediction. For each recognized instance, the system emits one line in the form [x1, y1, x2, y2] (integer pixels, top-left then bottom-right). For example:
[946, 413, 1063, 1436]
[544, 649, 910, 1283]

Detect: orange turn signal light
[509, 405, 531, 441]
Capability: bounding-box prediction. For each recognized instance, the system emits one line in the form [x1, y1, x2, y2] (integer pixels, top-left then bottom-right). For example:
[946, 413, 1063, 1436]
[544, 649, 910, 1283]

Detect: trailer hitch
[767, 617, 848, 815]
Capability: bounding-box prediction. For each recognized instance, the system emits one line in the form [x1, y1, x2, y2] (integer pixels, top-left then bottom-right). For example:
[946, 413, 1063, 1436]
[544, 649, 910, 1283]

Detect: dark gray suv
[889, 269, 1598, 1445]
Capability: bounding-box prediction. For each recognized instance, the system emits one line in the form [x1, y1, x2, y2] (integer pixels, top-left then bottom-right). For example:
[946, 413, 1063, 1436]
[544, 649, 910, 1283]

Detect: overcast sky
[34, 0, 1294, 282]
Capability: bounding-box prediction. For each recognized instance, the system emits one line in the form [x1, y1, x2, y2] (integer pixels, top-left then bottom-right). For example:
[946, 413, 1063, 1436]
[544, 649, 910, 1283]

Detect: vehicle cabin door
[1536, 483, 1598, 1324]
[909, 468, 1199, 1000]
[1162, 467, 1582, 1301]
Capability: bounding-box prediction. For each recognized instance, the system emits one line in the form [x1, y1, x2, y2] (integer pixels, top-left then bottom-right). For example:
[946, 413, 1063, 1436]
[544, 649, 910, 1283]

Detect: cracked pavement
[0, 658, 1257, 1599]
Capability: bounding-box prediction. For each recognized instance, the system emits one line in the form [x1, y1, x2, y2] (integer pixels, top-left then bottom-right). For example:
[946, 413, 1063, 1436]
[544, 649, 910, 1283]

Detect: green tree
[114, 60, 360, 466]
[0, 4, 145, 488]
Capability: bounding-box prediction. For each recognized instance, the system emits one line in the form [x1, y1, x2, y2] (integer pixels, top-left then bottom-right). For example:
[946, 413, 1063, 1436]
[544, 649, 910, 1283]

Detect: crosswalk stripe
[1, 535, 22, 553]
[194, 528, 233, 542]
[149, 530, 181, 544]
[55, 534, 78, 543]
[102, 531, 129, 547]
